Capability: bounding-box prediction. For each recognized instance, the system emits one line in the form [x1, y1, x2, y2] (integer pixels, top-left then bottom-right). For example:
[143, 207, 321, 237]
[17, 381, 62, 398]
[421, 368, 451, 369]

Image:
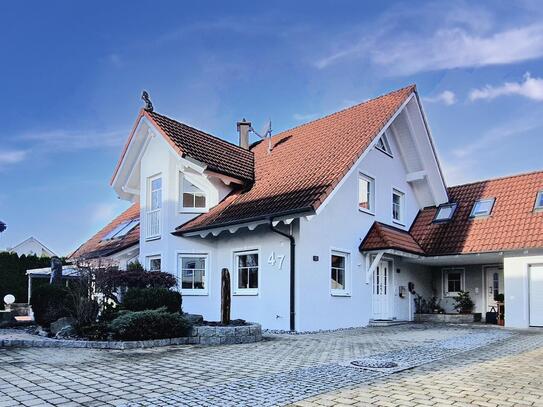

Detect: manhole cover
[350, 360, 398, 368]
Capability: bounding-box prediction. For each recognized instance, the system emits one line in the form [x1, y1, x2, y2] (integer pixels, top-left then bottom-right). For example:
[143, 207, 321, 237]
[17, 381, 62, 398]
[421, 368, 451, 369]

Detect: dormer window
[433, 203, 457, 223]
[535, 191, 543, 211]
[375, 134, 392, 156]
[180, 175, 207, 211]
[470, 198, 495, 218]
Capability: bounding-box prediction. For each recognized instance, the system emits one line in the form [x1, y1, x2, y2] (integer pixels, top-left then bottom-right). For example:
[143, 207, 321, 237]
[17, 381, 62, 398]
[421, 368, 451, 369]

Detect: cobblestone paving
[0, 324, 541, 406]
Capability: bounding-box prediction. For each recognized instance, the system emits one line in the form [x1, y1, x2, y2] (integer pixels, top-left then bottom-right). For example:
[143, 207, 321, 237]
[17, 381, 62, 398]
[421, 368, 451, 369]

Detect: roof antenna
[250, 119, 273, 154]
[141, 90, 154, 112]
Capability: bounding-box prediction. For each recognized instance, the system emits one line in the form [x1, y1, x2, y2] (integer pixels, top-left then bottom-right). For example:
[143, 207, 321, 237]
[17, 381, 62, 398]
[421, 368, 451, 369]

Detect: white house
[72, 85, 543, 331]
[7, 237, 56, 257]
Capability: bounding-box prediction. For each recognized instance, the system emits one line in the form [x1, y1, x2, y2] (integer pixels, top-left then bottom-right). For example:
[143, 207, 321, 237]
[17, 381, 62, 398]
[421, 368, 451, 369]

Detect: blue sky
[1, 1, 543, 256]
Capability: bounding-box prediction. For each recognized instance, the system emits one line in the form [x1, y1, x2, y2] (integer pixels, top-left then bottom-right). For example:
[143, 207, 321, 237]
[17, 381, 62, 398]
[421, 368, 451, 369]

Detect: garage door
[529, 264, 543, 326]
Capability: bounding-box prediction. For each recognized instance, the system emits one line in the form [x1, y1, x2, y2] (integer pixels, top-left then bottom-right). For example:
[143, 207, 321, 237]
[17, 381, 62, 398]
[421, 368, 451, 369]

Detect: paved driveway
[0, 324, 542, 406]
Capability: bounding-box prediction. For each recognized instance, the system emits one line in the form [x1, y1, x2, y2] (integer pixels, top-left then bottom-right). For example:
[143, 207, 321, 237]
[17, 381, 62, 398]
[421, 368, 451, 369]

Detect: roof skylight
[535, 191, 543, 211]
[433, 203, 457, 223]
[101, 219, 139, 241]
[470, 198, 495, 218]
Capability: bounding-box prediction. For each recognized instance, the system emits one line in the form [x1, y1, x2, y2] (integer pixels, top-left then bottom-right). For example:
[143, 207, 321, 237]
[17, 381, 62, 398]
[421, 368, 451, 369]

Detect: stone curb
[0, 323, 262, 349]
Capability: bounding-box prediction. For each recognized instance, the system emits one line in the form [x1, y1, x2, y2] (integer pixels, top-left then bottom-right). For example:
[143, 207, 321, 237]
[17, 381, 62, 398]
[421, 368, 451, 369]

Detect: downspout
[270, 219, 296, 332]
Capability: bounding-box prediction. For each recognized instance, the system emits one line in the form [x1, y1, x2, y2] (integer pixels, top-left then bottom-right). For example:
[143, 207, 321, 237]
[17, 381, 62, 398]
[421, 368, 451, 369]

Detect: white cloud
[91, 202, 123, 223]
[424, 90, 457, 106]
[19, 129, 125, 152]
[293, 112, 319, 122]
[469, 73, 543, 101]
[0, 150, 27, 166]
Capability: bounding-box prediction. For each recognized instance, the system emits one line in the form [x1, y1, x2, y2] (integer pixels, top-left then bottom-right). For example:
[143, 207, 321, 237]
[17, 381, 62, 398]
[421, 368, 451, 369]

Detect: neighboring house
[69, 204, 140, 269]
[75, 85, 543, 331]
[7, 237, 56, 257]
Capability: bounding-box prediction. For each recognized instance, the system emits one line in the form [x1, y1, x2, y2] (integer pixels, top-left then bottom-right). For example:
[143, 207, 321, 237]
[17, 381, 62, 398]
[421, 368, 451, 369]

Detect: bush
[77, 322, 110, 341]
[109, 308, 191, 340]
[94, 268, 177, 291]
[30, 285, 72, 326]
[453, 290, 475, 314]
[122, 288, 182, 313]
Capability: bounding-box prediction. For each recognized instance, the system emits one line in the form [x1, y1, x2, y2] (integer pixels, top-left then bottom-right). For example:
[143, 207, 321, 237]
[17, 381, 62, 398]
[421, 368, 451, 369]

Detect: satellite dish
[4, 294, 15, 305]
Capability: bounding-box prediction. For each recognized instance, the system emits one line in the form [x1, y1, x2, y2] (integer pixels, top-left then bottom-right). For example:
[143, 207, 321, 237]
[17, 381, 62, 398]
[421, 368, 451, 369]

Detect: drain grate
[350, 360, 398, 369]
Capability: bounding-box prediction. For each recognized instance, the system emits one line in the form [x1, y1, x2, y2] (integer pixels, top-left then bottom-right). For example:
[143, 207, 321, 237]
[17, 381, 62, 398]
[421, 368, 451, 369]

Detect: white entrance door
[529, 264, 543, 327]
[372, 260, 391, 320]
[485, 266, 503, 312]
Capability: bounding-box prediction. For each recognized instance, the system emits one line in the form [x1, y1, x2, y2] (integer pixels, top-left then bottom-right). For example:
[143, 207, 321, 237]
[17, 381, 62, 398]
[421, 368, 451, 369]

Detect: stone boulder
[50, 317, 76, 336]
[184, 313, 204, 325]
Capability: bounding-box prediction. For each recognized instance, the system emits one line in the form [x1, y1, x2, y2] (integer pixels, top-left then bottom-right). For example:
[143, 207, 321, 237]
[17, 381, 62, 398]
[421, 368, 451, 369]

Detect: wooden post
[221, 268, 231, 325]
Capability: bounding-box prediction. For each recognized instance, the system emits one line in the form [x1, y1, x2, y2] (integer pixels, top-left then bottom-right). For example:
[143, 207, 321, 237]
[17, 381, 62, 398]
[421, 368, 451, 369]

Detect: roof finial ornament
[141, 90, 153, 112]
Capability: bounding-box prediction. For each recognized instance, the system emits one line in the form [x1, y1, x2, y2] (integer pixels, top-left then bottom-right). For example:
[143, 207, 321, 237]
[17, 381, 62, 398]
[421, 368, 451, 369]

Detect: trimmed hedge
[109, 308, 191, 340]
[29, 285, 72, 326]
[122, 288, 182, 313]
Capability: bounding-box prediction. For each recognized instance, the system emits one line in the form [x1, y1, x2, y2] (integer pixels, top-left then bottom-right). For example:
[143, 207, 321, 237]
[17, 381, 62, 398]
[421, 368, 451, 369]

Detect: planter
[417, 313, 480, 324]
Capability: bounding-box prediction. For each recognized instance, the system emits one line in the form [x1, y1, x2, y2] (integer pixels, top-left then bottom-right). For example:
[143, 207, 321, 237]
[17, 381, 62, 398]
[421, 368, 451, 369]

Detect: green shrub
[122, 288, 182, 313]
[77, 322, 111, 341]
[109, 308, 191, 340]
[453, 290, 475, 314]
[30, 285, 72, 326]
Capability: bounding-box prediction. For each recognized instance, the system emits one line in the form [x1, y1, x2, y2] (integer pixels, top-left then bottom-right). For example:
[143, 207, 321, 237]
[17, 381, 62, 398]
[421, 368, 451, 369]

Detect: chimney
[237, 118, 251, 149]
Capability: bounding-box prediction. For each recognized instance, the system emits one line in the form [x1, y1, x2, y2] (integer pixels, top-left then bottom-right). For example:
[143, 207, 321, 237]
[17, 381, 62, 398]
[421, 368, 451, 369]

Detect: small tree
[453, 290, 475, 314]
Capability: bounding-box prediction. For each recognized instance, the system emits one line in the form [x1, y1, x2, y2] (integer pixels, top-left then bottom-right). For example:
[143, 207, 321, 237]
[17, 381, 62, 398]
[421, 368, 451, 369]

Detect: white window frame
[146, 254, 161, 272]
[330, 249, 351, 296]
[375, 133, 393, 157]
[233, 249, 260, 296]
[177, 253, 209, 296]
[178, 172, 209, 214]
[358, 173, 375, 215]
[470, 198, 495, 218]
[443, 268, 465, 297]
[535, 191, 543, 211]
[392, 188, 405, 225]
[146, 174, 162, 240]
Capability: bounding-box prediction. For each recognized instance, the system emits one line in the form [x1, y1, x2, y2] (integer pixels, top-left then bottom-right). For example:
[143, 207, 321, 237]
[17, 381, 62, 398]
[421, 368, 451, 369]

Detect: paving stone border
[0, 322, 262, 349]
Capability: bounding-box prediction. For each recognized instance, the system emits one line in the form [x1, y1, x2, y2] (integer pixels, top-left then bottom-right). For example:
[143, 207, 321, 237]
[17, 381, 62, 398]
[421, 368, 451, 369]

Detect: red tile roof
[411, 171, 543, 255]
[176, 85, 416, 233]
[146, 111, 254, 182]
[360, 222, 425, 255]
[69, 203, 140, 260]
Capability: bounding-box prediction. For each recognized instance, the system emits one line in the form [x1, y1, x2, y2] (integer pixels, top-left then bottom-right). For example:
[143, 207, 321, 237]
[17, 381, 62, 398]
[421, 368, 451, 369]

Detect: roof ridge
[449, 169, 543, 190]
[148, 111, 251, 155]
[258, 84, 416, 145]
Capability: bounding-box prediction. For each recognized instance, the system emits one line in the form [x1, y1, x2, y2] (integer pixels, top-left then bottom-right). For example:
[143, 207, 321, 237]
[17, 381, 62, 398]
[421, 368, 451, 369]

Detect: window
[146, 255, 161, 271]
[470, 198, 495, 218]
[392, 189, 405, 224]
[433, 203, 457, 223]
[180, 175, 207, 210]
[179, 254, 208, 294]
[101, 219, 139, 241]
[331, 250, 350, 295]
[444, 268, 464, 296]
[375, 134, 392, 156]
[146, 175, 162, 239]
[358, 174, 375, 213]
[235, 251, 259, 294]
[535, 191, 543, 211]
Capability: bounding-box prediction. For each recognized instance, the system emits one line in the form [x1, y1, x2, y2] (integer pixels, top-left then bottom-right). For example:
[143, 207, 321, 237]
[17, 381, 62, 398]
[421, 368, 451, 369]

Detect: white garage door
[529, 264, 543, 327]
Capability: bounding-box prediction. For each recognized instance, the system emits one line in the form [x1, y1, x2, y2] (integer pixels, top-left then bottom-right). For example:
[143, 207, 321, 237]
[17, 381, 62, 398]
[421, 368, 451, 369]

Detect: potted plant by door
[496, 293, 505, 326]
[453, 291, 475, 314]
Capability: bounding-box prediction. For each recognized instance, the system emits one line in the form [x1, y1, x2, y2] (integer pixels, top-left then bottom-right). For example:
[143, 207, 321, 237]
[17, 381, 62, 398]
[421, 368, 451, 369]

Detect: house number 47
[268, 252, 285, 270]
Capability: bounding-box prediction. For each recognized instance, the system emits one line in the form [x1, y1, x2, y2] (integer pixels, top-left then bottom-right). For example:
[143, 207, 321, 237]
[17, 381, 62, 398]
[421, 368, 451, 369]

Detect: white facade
[110, 94, 452, 331]
[7, 237, 56, 257]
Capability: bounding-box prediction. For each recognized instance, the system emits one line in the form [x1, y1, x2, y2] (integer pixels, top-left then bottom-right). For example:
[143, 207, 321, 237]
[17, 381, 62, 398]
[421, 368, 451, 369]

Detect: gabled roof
[176, 85, 416, 234]
[9, 236, 57, 257]
[410, 170, 543, 255]
[69, 203, 140, 260]
[112, 110, 254, 186]
[360, 222, 425, 255]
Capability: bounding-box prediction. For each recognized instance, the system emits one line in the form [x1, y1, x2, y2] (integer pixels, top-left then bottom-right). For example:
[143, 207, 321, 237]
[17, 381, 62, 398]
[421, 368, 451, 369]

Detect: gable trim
[314, 92, 415, 216]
